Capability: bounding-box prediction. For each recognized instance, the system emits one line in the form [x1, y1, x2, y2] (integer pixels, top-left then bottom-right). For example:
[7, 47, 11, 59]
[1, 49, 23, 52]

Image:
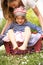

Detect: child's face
[15, 16, 25, 25]
[8, 0, 20, 8]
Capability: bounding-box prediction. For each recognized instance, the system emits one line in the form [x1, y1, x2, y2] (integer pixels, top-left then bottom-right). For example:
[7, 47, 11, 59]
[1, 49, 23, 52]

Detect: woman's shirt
[21, 0, 36, 10]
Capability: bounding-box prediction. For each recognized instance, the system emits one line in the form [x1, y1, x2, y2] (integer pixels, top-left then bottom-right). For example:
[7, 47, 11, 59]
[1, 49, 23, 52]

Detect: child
[2, 6, 43, 50]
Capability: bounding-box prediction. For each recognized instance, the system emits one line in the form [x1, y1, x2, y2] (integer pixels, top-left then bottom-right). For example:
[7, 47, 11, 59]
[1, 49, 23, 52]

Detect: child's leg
[8, 29, 18, 49]
[18, 26, 31, 50]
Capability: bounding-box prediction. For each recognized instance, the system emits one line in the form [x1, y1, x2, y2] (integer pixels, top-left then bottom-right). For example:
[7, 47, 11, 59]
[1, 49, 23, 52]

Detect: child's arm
[1, 20, 12, 35]
[27, 22, 43, 34]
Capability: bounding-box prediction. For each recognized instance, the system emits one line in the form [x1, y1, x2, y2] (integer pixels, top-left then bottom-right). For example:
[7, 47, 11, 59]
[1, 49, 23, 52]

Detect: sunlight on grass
[0, 45, 5, 51]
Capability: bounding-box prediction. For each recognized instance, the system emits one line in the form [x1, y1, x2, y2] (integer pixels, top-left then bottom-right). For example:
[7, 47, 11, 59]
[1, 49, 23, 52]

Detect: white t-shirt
[37, 0, 43, 17]
[22, 0, 36, 10]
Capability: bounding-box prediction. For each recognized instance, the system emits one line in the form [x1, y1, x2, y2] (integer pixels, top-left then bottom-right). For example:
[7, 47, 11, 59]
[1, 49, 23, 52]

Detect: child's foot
[13, 45, 18, 50]
[18, 45, 27, 50]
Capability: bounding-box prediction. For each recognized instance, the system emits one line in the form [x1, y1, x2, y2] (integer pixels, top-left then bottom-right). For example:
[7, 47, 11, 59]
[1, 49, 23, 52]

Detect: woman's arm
[27, 0, 43, 31]
[33, 6, 43, 31]
[1, 19, 12, 35]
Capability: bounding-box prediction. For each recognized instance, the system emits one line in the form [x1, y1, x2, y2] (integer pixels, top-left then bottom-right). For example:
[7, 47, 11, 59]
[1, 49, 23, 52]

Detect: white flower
[21, 61, 27, 65]
[23, 56, 28, 59]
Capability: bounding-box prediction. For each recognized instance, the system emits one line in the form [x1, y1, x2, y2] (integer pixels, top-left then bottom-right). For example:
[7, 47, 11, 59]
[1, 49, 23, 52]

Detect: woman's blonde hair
[1, 0, 24, 21]
[1, 0, 14, 21]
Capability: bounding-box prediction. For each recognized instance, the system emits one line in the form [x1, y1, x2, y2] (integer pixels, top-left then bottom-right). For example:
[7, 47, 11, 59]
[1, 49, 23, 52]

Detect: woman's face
[8, 0, 20, 8]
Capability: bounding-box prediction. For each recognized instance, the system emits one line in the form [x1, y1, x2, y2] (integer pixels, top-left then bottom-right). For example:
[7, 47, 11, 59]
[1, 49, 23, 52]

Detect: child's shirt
[4, 21, 42, 35]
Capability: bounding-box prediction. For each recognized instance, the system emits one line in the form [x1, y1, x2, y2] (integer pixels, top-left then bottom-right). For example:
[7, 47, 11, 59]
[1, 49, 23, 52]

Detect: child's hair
[1, 0, 24, 21]
[14, 6, 26, 22]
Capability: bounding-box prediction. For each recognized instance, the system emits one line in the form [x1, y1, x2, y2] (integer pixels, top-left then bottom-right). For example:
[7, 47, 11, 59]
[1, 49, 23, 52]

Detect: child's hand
[13, 44, 18, 50]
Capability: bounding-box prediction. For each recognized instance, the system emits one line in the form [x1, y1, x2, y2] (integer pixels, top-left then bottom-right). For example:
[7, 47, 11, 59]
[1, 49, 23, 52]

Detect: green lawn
[0, 50, 43, 65]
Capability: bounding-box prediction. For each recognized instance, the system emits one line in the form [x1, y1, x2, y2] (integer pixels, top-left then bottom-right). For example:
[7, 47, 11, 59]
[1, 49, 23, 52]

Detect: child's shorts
[2, 32, 41, 46]
[28, 33, 41, 46]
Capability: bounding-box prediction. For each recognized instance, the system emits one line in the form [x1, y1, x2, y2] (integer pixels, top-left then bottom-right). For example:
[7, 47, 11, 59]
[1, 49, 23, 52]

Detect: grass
[0, 50, 43, 65]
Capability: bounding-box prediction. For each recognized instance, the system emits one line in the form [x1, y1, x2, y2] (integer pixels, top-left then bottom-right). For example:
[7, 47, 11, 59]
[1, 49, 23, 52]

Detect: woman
[1, 0, 43, 35]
